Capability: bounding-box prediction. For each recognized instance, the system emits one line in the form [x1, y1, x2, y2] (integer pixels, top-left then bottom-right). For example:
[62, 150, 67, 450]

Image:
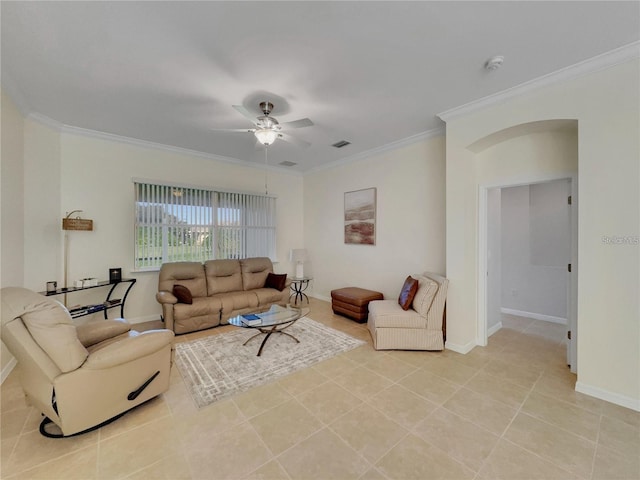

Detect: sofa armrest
[76, 319, 131, 347]
[156, 291, 177, 304]
[82, 330, 174, 369]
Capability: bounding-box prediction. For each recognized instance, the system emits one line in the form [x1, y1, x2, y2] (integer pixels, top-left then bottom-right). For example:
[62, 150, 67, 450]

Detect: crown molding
[305, 125, 445, 175]
[24, 114, 303, 176]
[27, 106, 443, 176]
[26, 112, 64, 130]
[438, 41, 640, 123]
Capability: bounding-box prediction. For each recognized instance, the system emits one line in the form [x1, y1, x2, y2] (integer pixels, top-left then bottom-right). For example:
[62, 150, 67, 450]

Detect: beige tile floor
[2, 298, 639, 479]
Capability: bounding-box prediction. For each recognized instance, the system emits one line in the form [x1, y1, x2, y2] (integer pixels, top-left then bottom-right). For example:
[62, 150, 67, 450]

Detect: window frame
[133, 179, 277, 271]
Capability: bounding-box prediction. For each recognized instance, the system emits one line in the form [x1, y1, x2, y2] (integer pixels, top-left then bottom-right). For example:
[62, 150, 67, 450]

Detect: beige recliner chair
[367, 272, 448, 351]
[0, 287, 174, 437]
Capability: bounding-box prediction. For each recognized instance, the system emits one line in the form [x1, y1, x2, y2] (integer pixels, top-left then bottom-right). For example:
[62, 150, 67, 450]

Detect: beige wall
[3, 115, 304, 328]
[303, 136, 446, 300]
[23, 118, 62, 290]
[443, 59, 639, 409]
[1, 91, 25, 376]
[55, 133, 304, 323]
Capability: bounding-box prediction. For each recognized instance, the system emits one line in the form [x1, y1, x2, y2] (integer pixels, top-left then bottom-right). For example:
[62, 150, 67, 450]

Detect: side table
[289, 277, 312, 305]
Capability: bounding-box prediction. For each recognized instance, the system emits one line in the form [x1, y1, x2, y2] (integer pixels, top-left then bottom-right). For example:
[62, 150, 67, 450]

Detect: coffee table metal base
[243, 324, 299, 356]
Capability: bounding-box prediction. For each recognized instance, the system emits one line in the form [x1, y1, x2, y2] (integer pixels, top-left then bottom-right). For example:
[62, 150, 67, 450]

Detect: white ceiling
[2, 1, 639, 173]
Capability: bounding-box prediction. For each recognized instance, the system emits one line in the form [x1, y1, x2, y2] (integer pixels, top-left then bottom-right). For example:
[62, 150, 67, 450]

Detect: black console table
[39, 279, 136, 320]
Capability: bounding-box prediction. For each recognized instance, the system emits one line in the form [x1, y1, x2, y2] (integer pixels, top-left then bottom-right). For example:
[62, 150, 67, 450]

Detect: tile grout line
[470, 361, 541, 478]
[487, 369, 591, 479]
[588, 412, 605, 480]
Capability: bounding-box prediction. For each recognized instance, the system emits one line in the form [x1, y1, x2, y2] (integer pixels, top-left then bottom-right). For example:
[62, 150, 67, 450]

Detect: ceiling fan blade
[232, 105, 259, 125]
[210, 128, 255, 133]
[278, 132, 311, 148]
[280, 118, 314, 129]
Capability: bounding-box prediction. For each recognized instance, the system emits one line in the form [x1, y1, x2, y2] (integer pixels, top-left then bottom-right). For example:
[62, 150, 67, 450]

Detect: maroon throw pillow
[173, 284, 193, 304]
[398, 276, 419, 310]
[265, 272, 287, 292]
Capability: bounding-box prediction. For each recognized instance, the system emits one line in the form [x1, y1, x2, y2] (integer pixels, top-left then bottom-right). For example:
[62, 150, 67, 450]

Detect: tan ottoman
[331, 287, 384, 323]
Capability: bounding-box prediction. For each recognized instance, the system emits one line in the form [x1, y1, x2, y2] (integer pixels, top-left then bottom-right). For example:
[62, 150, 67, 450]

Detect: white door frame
[477, 174, 578, 371]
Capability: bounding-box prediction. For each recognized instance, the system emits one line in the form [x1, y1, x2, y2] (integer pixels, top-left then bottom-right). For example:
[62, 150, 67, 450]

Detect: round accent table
[289, 277, 312, 305]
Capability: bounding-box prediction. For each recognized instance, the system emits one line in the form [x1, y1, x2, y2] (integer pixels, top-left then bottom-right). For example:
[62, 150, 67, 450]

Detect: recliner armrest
[82, 330, 174, 369]
[156, 291, 178, 305]
[76, 318, 131, 347]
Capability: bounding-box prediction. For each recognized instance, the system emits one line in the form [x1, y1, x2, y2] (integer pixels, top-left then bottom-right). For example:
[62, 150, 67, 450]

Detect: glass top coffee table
[228, 304, 310, 356]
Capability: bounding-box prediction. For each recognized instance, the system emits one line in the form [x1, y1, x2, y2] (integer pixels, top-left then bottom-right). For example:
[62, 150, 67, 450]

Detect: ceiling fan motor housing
[259, 101, 274, 115]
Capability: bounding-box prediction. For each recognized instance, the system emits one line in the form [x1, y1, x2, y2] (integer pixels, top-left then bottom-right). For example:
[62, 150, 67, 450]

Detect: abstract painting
[344, 187, 376, 245]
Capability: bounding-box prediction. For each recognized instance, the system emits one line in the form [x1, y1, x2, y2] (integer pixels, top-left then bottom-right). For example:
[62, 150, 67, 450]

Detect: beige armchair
[0, 287, 174, 437]
[367, 272, 448, 351]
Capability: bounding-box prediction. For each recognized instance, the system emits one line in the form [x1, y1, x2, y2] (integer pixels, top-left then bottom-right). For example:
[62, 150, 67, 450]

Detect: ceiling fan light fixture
[255, 128, 278, 146]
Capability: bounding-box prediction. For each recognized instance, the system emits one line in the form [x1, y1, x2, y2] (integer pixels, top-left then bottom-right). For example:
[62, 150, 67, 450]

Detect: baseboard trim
[311, 293, 332, 303]
[445, 340, 476, 354]
[126, 314, 162, 325]
[501, 308, 567, 325]
[575, 381, 640, 412]
[1, 357, 17, 384]
[488, 321, 503, 337]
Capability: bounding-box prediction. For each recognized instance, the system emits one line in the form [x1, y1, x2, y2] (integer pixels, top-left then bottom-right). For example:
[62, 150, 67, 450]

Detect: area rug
[174, 317, 366, 408]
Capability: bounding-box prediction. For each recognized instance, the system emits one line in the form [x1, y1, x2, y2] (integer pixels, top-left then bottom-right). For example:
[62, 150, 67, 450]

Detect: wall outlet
[511, 289, 518, 297]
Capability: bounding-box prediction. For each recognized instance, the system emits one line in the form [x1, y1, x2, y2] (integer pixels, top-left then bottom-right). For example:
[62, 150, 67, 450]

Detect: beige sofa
[367, 272, 448, 351]
[156, 257, 289, 334]
[0, 287, 174, 437]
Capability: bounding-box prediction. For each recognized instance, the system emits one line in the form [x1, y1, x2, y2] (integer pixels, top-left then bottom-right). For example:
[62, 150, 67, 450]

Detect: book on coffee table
[241, 314, 262, 326]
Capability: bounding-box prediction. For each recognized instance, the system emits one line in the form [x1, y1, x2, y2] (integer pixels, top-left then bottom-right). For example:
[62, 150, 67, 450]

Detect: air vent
[279, 161, 297, 167]
[331, 140, 351, 148]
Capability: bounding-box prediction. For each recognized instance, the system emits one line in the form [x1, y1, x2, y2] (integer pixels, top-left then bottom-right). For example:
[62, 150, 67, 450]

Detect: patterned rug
[174, 317, 366, 408]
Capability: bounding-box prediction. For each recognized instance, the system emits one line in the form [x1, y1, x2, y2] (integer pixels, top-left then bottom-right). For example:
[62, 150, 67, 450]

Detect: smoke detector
[485, 56, 504, 71]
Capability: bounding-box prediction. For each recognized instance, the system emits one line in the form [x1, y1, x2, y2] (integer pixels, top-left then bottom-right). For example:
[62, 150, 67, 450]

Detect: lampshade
[290, 249, 308, 278]
[254, 128, 278, 146]
[289, 249, 308, 263]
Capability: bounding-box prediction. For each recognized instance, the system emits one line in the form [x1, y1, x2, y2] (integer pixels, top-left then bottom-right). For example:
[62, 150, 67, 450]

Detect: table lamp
[289, 249, 308, 278]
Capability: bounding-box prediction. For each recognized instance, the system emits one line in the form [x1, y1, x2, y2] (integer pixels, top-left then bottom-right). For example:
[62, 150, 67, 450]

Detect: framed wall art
[344, 187, 376, 245]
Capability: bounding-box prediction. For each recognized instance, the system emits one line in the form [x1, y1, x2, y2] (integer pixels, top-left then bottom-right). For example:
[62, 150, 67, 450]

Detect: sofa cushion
[212, 291, 260, 317]
[254, 288, 284, 305]
[173, 296, 223, 322]
[368, 300, 427, 329]
[240, 257, 273, 291]
[205, 259, 243, 295]
[398, 276, 419, 310]
[173, 284, 193, 304]
[158, 262, 207, 298]
[265, 272, 287, 292]
[22, 300, 89, 372]
[412, 275, 440, 317]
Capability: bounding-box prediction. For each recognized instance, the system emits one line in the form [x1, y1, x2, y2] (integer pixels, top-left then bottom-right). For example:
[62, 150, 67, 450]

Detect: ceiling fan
[213, 101, 313, 148]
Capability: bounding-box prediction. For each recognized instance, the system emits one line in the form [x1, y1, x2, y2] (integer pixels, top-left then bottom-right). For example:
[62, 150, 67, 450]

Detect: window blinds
[134, 182, 276, 270]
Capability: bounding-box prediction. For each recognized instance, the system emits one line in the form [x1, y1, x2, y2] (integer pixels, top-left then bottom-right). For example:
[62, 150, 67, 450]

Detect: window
[134, 182, 276, 270]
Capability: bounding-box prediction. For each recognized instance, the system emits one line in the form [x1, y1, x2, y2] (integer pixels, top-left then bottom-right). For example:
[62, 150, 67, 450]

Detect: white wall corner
[488, 321, 503, 337]
[501, 308, 567, 325]
[445, 340, 477, 355]
[575, 381, 640, 413]
[1, 357, 17, 385]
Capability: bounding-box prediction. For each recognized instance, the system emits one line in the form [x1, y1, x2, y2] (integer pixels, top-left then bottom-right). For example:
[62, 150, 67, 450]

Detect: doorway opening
[478, 176, 578, 372]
